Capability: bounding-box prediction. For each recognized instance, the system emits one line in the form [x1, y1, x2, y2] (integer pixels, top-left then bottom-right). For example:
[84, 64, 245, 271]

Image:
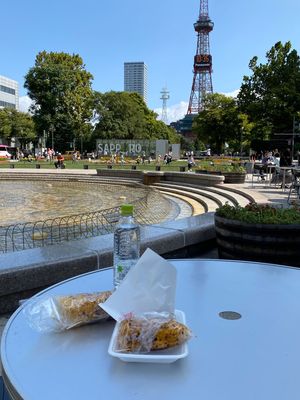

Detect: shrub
[203, 164, 246, 173]
[216, 203, 300, 225]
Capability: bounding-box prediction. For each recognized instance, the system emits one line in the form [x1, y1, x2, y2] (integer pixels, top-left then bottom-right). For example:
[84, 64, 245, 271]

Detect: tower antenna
[160, 86, 170, 124]
[187, 0, 214, 114]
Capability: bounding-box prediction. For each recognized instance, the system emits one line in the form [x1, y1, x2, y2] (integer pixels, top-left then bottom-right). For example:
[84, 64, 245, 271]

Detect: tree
[193, 93, 249, 154]
[24, 51, 94, 151]
[0, 108, 36, 147]
[238, 41, 300, 138]
[92, 91, 179, 143]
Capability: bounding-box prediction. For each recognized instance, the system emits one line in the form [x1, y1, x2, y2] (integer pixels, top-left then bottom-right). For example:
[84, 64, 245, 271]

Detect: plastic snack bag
[116, 312, 191, 353]
[25, 290, 112, 332]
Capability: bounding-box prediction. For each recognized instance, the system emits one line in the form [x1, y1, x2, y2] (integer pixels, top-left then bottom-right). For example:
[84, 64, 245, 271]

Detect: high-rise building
[124, 62, 148, 104]
[0, 75, 19, 110]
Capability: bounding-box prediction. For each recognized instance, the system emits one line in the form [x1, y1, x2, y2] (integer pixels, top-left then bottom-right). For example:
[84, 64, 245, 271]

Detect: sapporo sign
[96, 139, 156, 155]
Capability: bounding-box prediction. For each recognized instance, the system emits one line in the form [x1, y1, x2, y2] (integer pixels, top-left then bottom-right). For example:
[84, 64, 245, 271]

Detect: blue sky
[1, 0, 300, 121]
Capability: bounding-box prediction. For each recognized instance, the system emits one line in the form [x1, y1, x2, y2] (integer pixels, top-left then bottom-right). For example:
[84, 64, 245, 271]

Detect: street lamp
[292, 116, 300, 161]
[240, 127, 244, 156]
[49, 124, 54, 150]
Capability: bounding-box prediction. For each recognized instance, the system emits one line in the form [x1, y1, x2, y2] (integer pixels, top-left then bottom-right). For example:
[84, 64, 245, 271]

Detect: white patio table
[1, 259, 300, 400]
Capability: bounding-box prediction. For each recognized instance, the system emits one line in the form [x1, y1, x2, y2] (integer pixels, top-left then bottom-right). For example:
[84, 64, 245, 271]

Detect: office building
[124, 62, 148, 104]
[0, 75, 19, 110]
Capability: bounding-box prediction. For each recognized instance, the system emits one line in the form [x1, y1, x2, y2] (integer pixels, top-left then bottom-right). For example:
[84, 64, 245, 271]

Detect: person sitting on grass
[54, 153, 65, 169]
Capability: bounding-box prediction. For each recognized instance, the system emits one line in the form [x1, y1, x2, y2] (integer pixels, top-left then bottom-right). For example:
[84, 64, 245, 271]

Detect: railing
[0, 190, 172, 253]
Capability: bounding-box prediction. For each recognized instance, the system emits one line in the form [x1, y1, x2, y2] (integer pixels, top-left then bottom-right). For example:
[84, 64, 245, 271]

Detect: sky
[1, 0, 300, 122]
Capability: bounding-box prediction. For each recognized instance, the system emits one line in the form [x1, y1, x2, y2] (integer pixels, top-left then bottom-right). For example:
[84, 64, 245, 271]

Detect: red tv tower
[187, 0, 214, 114]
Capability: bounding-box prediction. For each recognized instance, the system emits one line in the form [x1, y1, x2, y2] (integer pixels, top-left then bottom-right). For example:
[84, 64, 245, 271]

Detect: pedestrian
[72, 150, 77, 163]
[187, 154, 195, 171]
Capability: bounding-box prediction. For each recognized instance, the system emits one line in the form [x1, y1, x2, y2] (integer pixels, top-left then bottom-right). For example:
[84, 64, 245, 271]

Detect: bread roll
[117, 317, 190, 352]
[57, 290, 112, 328]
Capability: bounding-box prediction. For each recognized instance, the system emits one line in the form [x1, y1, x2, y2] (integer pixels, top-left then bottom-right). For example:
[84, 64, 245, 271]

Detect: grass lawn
[0, 159, 191, 171]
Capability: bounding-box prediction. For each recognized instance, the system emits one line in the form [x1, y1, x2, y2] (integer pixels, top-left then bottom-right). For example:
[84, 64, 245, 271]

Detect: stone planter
[208, 171, 222, 176]
[214, 214, 300, 267]
[143, 172, 162, 185]
[223, 172, 246, 184]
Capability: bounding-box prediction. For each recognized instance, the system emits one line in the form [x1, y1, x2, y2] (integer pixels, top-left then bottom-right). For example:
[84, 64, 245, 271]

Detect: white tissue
[101, 248, 177, 321]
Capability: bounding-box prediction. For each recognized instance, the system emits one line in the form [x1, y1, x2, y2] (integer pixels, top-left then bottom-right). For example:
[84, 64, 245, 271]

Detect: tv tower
[187, 0, 214, 114]
[160, 86, 170, 124]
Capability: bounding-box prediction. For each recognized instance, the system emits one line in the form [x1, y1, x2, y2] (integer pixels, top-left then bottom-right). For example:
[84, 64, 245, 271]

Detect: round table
[2, 259, 300, 400]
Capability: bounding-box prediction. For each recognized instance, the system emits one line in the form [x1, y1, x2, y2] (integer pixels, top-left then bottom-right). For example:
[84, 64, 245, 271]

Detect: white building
[0, 75, 19, 110]
[124, 62, 148, 104]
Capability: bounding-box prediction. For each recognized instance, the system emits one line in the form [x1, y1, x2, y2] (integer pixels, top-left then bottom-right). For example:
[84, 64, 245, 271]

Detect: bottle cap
[120, 204, 134, 216]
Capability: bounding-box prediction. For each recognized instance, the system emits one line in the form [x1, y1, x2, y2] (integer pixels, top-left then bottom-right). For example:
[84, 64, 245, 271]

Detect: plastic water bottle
[113, 204, 140, 287]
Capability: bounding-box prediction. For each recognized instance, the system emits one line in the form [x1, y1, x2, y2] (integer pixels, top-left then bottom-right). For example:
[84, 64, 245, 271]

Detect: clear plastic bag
[116, 312, 191, 353]
[25, 291, 112, 332]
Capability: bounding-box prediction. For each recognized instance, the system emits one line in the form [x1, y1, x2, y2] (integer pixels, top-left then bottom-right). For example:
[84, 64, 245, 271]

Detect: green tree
[193, 93, 248, 154]
[24, 51, 94, 151]
[92, 91, 179, 143]
[0, 108, 36, 147]
[238, 41, 300, 138]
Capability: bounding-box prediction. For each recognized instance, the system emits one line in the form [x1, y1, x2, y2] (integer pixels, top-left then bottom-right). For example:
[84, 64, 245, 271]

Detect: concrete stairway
[152, 181, 255, 214]
[0, 171, 143, 186]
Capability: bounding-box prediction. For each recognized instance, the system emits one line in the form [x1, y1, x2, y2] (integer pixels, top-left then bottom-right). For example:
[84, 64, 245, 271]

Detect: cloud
[154, 101, 188, 123]
[221, 89, 240, 98]
[155, 89, 240, 123]
[19, 95, 32, 113]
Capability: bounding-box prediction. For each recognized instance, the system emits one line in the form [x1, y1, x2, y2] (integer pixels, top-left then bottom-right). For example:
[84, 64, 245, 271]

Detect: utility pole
[292, 116, 300, 161]
[49, 125, 54, 150]
[292, 116, 296, 161]
[240, 127, 244, 156]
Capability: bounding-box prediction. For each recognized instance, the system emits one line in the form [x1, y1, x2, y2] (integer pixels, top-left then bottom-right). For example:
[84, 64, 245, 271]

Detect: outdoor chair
[270, 167, 282, 188]
[244, 162, 254, 179]
[251, 164, 268, 187]
[287, 170, 300, 204]
[268, 166, 293, 189]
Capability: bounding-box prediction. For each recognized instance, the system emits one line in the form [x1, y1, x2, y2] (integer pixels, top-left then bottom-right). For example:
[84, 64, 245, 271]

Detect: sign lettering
[96, 139, 157, 156]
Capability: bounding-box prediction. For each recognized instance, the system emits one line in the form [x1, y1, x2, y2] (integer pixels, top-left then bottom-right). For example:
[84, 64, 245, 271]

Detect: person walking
[187, 153, 195, 172]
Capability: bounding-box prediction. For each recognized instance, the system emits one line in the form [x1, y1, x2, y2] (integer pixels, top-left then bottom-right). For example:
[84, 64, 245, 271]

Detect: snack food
[26, 290, 112, 332]
[57, 291, 112, 328]
[117, 315, 191, 353]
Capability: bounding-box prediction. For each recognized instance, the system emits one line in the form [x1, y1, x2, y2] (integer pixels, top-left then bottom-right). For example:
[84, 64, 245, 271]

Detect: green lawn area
[0, 159, 191, 171]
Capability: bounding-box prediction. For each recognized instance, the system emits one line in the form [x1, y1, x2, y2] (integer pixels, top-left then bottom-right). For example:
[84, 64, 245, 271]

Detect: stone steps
[0, 172, 142, 186]
[160, 191, 205, 217]
[152, 182, 255, 212]
[155, 185, 221, 212]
